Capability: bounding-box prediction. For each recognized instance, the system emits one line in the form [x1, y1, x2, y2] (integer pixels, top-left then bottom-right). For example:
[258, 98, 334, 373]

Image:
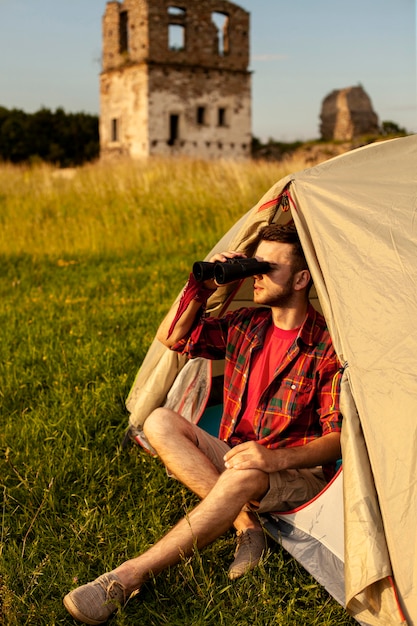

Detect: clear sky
[0, 0, 416, 141]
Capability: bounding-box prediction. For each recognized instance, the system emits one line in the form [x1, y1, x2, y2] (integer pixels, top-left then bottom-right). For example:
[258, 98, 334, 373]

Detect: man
[64, 224, 342, 624]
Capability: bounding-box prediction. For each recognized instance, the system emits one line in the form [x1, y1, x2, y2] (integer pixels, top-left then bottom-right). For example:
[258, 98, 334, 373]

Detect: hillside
[252, 134, 410, 167]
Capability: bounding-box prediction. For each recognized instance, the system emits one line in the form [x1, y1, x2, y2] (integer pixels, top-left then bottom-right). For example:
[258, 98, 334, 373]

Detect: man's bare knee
[217, 467, 269, 503]
[143, 408, 197, 447]
[143, 407, 182, 439]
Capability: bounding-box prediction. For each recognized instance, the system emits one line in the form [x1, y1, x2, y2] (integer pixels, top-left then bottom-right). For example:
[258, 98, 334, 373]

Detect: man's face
[252, 240, 298, 308]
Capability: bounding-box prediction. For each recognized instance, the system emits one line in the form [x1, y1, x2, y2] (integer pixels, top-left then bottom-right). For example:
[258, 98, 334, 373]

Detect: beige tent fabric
[126, 135, 417, 624]
[340, 374, 403, 625]
[289, 135, 417, 624]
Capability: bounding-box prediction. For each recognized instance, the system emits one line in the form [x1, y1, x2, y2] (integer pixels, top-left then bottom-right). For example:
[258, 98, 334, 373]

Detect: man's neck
[271, 301, 309, 330]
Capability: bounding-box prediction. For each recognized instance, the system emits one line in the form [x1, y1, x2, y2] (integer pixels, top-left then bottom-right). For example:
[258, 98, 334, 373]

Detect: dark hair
[257, 223, 308, 273]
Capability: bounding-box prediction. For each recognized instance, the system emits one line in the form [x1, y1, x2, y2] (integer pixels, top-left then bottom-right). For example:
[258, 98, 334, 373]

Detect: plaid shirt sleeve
[171, 309, 237, 360]
[314, 348, 343, 437]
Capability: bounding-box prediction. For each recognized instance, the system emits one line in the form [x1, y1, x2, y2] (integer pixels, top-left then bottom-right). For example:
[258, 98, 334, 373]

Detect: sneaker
[63, 572, 129, 625]
[228, 529, 266, 580]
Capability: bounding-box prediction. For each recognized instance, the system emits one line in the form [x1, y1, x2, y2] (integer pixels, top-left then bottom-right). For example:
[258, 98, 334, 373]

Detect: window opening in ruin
[212, 12, 229, 56]
[168, 7, 186, 51]
[111, 118, 119, 142]
[168, 114, 179, 145]
[169, 24, 185, 50]
[168, 6, 185, 16]
[197, 106, 206, 125]
[218, 107, 227, 127]
[119, 10, 129, 54]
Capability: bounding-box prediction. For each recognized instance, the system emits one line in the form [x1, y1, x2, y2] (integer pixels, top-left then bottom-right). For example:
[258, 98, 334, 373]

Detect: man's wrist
[166, 272, 216, 339]
[187, 272, 216, 303]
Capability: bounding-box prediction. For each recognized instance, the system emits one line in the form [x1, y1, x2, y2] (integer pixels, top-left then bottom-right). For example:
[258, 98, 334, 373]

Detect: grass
[0, 156, 356, 625]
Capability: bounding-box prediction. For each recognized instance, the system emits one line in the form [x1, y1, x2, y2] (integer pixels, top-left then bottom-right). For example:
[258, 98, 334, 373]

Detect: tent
[126, 134, 417, 625]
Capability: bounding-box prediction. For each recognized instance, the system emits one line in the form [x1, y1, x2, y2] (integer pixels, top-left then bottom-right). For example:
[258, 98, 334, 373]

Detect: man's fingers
[209, 251, 246, 263]
[223, 442, 251, 462]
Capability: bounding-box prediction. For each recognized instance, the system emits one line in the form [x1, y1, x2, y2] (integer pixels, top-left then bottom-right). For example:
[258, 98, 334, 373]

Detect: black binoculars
[193, 257, 272, 285]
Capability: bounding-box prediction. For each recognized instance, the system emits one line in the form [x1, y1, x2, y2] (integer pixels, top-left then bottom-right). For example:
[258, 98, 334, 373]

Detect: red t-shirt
[233, 323, 300, 442]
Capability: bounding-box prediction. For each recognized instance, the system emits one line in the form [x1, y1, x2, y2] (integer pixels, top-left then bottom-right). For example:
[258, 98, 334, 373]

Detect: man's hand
[223, 433, 341, 473]
[203, 251, 246, 289]
[223, 441, 290, 473]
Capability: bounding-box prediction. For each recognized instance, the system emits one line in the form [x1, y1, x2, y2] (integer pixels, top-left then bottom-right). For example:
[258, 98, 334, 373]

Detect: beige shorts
[194, 424, 327, 513]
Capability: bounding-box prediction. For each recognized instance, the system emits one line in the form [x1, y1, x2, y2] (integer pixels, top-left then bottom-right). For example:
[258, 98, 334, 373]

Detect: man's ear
[293, 269, 311, 291]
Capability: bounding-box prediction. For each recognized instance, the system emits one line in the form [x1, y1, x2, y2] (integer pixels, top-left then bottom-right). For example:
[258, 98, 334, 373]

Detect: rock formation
[320, 86, 380, 141]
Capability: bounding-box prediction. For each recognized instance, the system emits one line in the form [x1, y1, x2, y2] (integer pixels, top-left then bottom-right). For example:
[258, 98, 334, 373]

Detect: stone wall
[147, 65, 251, 159]
[320, 86, 380, 141]
[100, 65, 150, 159]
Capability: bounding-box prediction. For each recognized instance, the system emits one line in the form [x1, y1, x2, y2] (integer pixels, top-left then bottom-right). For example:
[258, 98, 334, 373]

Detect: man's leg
[144, 408, 263, 530]
[64, 459, 269, 623]
[142, 407, 225, 499]
[113, 462, 268, 593]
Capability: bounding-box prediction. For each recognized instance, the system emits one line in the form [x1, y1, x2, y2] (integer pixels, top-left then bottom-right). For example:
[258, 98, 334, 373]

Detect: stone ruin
[100, 0, 251, 160]
[320, 85, 380, 141]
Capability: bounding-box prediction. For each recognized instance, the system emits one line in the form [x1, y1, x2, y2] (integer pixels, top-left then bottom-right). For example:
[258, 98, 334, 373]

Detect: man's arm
[157, 251, 244, 348]
[157, 296, 210, 348]
[223, 432, 341, 472]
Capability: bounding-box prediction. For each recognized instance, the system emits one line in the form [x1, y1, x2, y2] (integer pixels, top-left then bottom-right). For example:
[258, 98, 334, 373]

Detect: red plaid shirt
[172, 304, 342, 467]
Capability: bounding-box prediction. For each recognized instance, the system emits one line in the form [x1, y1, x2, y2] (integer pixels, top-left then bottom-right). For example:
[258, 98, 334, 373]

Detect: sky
[0, 0, 416, 142]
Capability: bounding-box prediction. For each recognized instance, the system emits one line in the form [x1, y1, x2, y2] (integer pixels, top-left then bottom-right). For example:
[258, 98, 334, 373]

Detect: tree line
[0, 105, 409, 169]
[0, 106, 99, 167]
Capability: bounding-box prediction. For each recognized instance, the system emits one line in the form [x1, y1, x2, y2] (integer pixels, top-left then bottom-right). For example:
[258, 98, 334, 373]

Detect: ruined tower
[100, 0, 251, 159]
[320, 85, 380, 141]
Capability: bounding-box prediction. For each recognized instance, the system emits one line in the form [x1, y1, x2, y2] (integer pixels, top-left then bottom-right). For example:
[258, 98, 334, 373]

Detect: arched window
[168, 6, 186, 51]
[211, 12, 229, 56]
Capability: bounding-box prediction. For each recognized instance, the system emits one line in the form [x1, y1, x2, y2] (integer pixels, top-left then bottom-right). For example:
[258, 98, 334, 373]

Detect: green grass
[0, 157, 356, 624]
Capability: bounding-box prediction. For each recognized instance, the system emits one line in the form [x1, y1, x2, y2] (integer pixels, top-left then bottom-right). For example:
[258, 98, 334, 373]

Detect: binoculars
[193, 257, 272, 285]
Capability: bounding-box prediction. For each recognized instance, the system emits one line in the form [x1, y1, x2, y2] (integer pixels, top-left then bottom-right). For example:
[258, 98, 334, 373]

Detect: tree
[381, 120, 407, 136]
